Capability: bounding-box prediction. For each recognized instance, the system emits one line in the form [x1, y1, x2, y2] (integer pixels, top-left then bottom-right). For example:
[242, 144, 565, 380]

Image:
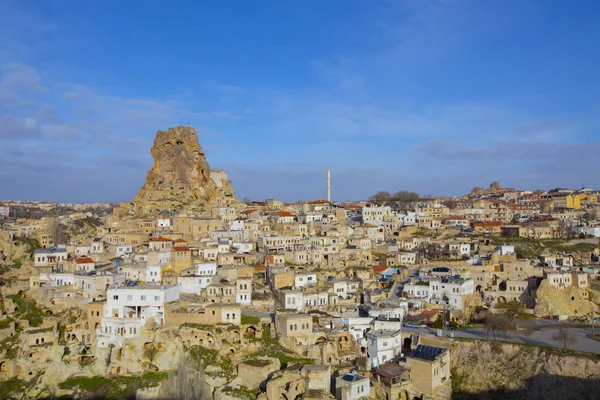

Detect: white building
[74, 257, 95, 273]
[196, 263, 217, 276]
[430, 277, 474, 310]
[329, 279, 359, 300]
[156, 217, 172, 228]
[460, 243, 471, 256]
[336, 372, 371, 400]
[229, 219, 245, 231]
[497, 245, 515, 256]
[398, 211, 417, 226]
[280, 290, 304, 311]
[368, 302, 409, 321]
[33, 248, 68, 267]
[366, 329, 402, 367]
[146, 265, 162, 283]
[178, 275, 214, 295]
[402, 280, 431, 301]
[303, 291, 329, 309]
[39, 272, 74, 287]
[236, 277, 252, 305]
[74, 271, 120, 297]
[362, 206, 394, 225]
[98, 284, 179, 348]
[340, 317, 373, 343]
[575, 225, 600, 238]
[116, 245, 133, 257]
[75, 246, 91, 256]
[295, 272, 317, 288]
[90, 238, 104, 254]
[232, 242, 253, 254]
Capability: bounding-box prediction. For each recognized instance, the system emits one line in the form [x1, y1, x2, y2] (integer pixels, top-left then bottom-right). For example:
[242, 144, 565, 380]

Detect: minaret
[327, 166, 331, 202]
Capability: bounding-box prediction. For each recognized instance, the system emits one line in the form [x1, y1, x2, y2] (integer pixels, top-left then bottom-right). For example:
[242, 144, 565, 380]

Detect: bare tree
[582, 210, 597, 222]
[369, 191, 391, 203]
[557, 219, 574, 239]
[162, 355, 211, 400]
[518, 319, 536, 343]
[484, 313, 498, 340]
[498, 316, 512, 340]
[552, 328, 578, 349]
[391, 190, 420, 211]
[505, 302, 521, 324]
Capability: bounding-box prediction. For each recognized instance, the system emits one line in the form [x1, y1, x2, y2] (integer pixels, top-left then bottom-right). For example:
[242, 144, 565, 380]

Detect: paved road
[402, 319, 600, 354]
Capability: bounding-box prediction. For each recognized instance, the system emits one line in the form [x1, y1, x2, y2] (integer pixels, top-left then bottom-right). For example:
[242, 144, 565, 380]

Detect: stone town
[1, 126, 599, 399]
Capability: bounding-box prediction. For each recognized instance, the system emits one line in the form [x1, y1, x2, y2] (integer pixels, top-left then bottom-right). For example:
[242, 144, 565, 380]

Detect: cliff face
[134, 126, 236, 210]
[451, 340, 600, 399]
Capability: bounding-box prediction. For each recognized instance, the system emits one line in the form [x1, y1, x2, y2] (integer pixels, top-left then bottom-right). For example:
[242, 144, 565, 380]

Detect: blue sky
[1, 0, 599, 203]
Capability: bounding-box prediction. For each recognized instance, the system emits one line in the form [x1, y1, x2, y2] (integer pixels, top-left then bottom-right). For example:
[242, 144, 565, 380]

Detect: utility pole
[592, 299, 596, 335]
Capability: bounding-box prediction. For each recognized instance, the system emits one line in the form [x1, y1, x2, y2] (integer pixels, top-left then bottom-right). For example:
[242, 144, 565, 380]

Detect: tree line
[369, 190, 423, 211]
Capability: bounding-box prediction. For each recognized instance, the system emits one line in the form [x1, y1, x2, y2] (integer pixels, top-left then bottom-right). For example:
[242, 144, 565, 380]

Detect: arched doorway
[403, 337, 412, 353]
[315, 336, 327, 345]
[497, 296, 507, 304]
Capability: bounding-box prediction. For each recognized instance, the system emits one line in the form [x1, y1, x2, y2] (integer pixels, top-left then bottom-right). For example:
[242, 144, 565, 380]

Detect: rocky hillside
[451, 339, 600, 399]
[134, 125, 237, 211]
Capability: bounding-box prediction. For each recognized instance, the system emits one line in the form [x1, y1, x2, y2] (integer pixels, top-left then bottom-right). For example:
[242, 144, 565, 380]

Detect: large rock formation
[133, 125, 237, 212]
[470, 181, 502, 196]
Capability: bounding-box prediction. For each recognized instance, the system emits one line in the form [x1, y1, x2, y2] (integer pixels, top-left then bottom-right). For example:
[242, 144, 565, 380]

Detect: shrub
[241, 315, 261, 325]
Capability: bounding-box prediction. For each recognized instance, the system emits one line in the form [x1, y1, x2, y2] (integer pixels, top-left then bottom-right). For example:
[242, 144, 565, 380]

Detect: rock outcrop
[133, 125, 237, 212]
[451, 340, 600, 399]
[534, 279, 600, 317]
[470, 181, 502, 196]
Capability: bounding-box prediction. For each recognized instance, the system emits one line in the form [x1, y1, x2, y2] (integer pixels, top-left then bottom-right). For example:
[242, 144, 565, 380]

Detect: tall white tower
[327, 166, 331, 202]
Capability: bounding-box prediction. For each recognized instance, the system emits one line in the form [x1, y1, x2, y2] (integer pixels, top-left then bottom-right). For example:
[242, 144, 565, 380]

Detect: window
[154, 296, 160, 301]
[141, 295, 146, 301]
[113, 295, 119, 300]
[127, 295, 133, 301]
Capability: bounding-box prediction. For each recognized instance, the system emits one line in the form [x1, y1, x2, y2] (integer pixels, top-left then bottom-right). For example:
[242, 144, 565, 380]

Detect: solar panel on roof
[410, 344, 447, 361]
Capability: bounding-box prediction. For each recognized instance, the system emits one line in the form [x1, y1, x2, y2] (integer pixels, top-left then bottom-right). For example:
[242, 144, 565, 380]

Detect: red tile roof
[473, 221, 502, 227]
[151, 237, 172, 242]
[278, 211, 294, 217]
[372, 265, 388, 273]
[76, 257, 94, 264]
[174, 247, 190, 252]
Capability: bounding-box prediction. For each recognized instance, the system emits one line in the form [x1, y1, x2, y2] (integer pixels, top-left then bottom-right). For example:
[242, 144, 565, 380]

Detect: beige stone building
[173, 216, 223, 240]
[275, 313, 313, 339]
[407, 344, 451, 399]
